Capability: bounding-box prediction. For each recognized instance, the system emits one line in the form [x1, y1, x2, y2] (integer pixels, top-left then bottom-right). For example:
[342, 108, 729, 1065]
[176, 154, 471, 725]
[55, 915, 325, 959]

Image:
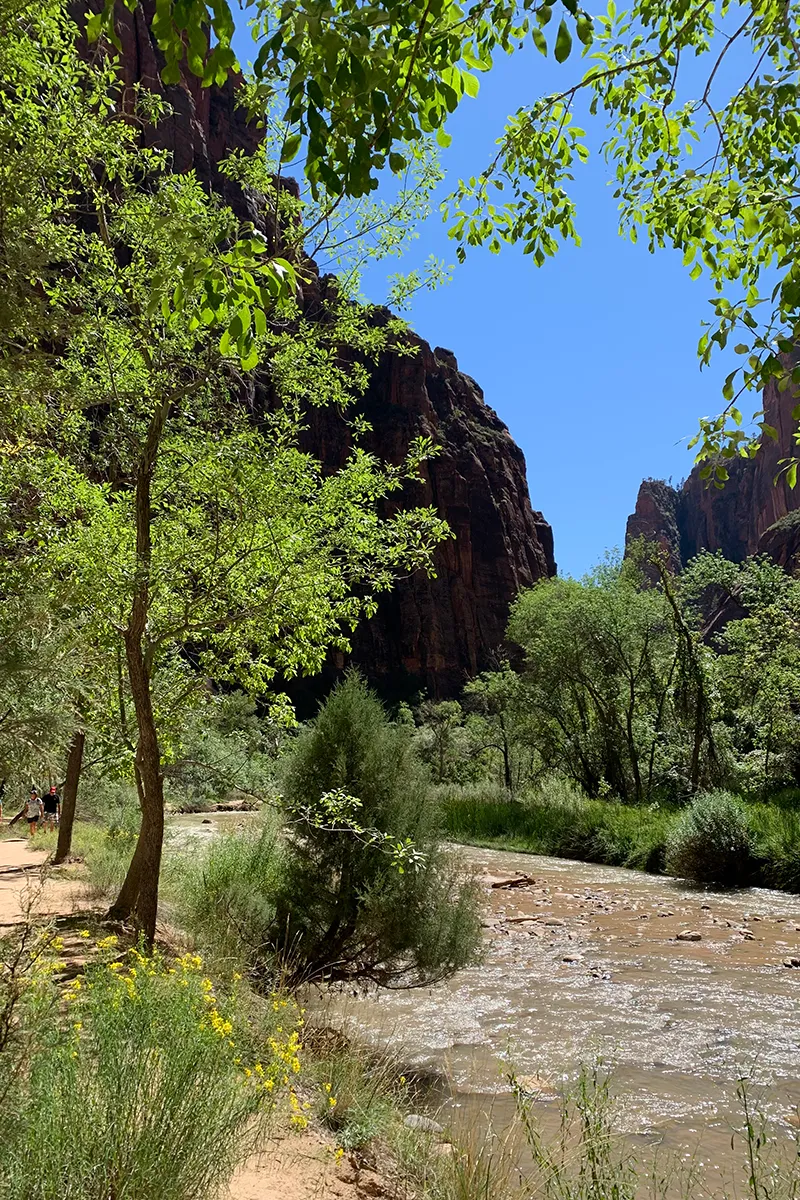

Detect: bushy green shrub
[0, 937, 301, 1200]
[665, 790, 753, 885]
[276, 672, 482, 987]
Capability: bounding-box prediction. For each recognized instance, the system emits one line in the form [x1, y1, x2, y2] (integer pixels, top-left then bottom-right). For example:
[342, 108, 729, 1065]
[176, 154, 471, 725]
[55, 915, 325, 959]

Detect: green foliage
[447, 0, 800, 465]
[665, 790, 753, 885]
[174, 818, 285, 977]
[412, 699, 485, 785]
[0, 939, 299, 1200]
[749, 804, 800, 892]
[683, 552, 800, 793]
[508, 556, 717, 802]
[164, 692, 282, 812]
[438, 783, 673, 871]
[276, 672, 482, 986]
[0, 588, 84, 783]
[93, 0, 594, 204]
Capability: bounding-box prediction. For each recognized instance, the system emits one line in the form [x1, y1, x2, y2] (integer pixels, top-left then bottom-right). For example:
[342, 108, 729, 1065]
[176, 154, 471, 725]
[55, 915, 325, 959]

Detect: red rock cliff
[94, 2, 556, 702]
[626, 363, 800, 571]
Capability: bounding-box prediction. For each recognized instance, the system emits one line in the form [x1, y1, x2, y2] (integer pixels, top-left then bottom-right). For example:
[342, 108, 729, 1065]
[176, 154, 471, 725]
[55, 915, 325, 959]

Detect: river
[316, 845, 800, 1168]
[168, 816, 800, 1169]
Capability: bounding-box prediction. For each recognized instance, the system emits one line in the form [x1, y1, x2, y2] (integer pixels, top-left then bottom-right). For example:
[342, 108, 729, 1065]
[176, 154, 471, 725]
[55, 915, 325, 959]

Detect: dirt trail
[0, 835, 85, 927]
[0, 836, 375, 1200]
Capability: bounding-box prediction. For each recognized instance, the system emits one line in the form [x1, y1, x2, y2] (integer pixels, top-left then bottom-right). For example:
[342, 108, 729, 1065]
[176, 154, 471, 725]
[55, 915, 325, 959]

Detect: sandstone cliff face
[97, 2, 555, 702]
[626, 366, 800, 571]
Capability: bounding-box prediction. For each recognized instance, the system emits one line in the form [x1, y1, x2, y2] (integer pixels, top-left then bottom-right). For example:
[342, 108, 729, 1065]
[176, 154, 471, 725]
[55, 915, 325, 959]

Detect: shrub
[0, 938, 302, 1200]
[275, 671, 482, 987]
[665, 790, 753, 885]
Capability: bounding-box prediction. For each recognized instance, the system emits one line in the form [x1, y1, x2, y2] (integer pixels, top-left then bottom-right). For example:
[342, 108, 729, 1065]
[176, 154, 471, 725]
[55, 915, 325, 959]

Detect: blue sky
[233, 22, 745, 578]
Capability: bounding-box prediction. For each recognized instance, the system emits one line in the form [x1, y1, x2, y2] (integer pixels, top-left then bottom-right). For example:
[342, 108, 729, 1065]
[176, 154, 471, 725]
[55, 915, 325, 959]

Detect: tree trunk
[107, 393, 170, 947]
[53, 730, 85, 864]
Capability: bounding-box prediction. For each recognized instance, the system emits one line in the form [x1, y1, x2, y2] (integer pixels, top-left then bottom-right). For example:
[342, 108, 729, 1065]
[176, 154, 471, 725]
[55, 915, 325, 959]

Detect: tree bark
[53, 730, 85, 864]
[107, 394, 170, 946]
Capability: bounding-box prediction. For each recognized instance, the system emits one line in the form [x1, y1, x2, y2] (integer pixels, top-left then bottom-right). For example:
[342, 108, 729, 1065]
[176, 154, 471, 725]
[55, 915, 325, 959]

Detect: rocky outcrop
[626, 362, 800, 572]
[294, 339, 555, 707]
[95, 2, 555, 703]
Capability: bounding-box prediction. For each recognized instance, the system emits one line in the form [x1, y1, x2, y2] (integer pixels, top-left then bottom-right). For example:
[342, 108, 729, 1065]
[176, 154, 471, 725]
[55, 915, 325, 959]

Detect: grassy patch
[438, 784, 800, 894]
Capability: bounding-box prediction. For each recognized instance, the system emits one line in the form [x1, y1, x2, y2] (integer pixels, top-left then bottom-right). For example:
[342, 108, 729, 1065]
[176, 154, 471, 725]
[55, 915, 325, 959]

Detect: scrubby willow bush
[665, 790, 753, 885]
[276, 672, 482, 987]
[0, 936, 303, 1200]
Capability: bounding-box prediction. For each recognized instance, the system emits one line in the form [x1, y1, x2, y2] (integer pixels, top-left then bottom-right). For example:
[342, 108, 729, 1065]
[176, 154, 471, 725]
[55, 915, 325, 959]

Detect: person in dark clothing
[42, 785, 60, 832]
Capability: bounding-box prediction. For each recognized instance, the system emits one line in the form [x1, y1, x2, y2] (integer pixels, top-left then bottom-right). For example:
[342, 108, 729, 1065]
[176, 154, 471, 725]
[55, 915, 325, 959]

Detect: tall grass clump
[665, 790, 753, 885]
[175, 816, 284, 977]
[0, 931, 302, 1200]
[438, 780, 672, 872]
[276, 671, 482, 987]
[748, 804, 800, 892]
[310, 1044, 402, 1149]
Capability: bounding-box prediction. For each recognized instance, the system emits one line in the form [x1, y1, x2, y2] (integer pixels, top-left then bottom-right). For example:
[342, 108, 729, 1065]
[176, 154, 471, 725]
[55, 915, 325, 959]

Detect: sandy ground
[0, 835, 385, 1200]
[229, 1138, 388, 1200]
[0, 835, 86, 927]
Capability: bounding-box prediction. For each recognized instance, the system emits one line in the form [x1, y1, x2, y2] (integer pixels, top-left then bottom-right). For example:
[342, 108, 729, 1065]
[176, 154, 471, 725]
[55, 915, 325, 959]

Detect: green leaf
[532, 27, 548, 55]
[436, 128, 452, 149]
[281, 133, 302, 163]
[462, 71, 480, 99]
[576, 14, 594, 45]
[554, 19, 573, 62]
[742, 209, 760, 239]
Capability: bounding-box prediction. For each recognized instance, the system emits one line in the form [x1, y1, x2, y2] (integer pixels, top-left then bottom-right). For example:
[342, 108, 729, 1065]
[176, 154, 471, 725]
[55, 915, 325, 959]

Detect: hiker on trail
[23, 788, 43, 837]
[42, 785, 60, 832]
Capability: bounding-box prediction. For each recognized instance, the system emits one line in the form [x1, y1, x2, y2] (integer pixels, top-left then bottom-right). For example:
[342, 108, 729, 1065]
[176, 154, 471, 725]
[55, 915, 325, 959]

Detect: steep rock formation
[295, 338, 555, 706]
[626, 363, 800, 571]
[93, 1, 555, 702]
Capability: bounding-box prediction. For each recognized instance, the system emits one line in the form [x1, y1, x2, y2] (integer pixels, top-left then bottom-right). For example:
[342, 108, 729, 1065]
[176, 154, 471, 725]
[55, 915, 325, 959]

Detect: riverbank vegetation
[411, 548, 800, 890]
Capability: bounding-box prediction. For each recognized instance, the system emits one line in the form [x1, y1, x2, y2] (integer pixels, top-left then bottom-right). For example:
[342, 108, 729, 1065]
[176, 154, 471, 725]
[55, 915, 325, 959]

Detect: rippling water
[315, 845, 800, 1161]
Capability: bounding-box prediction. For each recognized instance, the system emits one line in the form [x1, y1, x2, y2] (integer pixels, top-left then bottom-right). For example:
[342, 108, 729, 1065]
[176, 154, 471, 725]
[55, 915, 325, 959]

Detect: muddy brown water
[316, 846, 800, 1170]
[171, 818, 800, 1171]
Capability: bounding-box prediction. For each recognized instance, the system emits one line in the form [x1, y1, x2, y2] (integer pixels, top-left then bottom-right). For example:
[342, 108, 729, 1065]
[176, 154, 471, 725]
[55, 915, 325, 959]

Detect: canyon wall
[96, 2, 555, 703]
[626, 364, 800, 572]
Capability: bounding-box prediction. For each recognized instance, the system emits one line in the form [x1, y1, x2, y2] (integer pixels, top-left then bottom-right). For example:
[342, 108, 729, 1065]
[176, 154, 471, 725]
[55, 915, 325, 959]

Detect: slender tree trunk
[53, 730, 85, 864]
[107, 394, 170, 946]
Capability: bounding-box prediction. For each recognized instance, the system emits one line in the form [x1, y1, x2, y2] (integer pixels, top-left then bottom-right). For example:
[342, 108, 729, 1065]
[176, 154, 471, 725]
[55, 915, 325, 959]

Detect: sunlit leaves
[93, 0, 594, 203]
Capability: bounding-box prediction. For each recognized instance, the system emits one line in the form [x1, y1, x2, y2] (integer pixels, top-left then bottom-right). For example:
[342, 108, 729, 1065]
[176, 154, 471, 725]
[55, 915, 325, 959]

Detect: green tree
[0, 1, 450, 943]
[463, 664, 529, 795]
[508, 557, 718, 801]
[276, 672, 481, 986]
[682, 551, 800, 792]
